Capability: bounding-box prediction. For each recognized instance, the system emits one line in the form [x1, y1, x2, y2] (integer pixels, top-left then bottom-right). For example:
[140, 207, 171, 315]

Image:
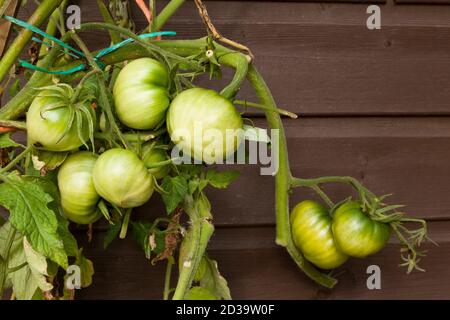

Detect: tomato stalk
[155, 0, 185, 31]
[163, 256, 174, 300]
[0, 120, 26, 130]
[172, 194, 214, 300]
[0, 0, 64, 84]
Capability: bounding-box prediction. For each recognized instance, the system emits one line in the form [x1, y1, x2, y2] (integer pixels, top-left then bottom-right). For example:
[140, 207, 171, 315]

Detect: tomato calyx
[36, 83, 97, 150]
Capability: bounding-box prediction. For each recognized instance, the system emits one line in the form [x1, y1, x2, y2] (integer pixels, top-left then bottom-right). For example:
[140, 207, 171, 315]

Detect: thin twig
[193, 0, 254, 59]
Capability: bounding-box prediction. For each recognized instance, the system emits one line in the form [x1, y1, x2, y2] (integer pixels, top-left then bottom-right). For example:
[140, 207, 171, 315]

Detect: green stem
[155, 0, 185, 30]
[97, 0, 122, 44]
[163, 257, 174, 300]
[119, 208, 132, 239]
[39, 0, 68, 57]
[234, 99, 298, 119]
[247, 65, 337, 288]
[0, 0, 64, 83]
[0, 119, 26, 130]
[0, 225, 17, 298]
[311, 185, 334, 209]
[70, 69, 101, 103]
[0, 145, 32, 174]
[7, 261, 27, 274]
[172, 194, 214, 300]
[219, 53, 249, 100]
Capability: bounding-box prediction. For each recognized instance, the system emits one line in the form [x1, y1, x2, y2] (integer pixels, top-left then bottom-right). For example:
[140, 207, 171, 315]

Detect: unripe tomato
[57, 152, 101, 224]
[113, 58, 170, 130]
[332, 201, 391, 258]
[166, 88, 243, 163]
[93, 148, 154, 208]
[291, 200, 348, 269]
[141, 144, 170, 179]
[27, 90, 94, 151]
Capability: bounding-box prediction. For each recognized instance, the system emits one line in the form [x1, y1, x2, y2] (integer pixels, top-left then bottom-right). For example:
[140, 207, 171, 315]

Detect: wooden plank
[0, 0, 19, 57]
[396, 0, 450, 4]
[75, 221, 450, 299]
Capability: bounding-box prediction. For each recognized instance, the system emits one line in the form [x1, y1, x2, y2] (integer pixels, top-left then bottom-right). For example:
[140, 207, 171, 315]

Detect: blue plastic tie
[3, 15, 176, 75]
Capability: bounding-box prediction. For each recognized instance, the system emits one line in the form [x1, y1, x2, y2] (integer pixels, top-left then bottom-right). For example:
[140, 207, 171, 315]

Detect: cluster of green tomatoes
[25, 57, 244, 224]
[291, 200, 391, 269]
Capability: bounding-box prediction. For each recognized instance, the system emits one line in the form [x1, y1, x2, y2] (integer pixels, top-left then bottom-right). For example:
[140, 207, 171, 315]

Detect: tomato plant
[113, 57, 170, 130]
[290, 200, 348, 269]
[0, 0, 431, 301]
[167, 88, 243, 162]
[332, 201, 391, 258]
[57, 151, 101, 224]
[93, 148, 154, 208]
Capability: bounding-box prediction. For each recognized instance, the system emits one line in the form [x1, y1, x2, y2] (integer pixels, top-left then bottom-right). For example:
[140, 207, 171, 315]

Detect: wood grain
[0, 0, 19, 58]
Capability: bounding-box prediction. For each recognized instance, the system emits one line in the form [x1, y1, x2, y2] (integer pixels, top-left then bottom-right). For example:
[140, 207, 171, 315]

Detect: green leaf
[0, 223, 41, 300]
[103, 221, 121, 250]
[75, 249, 94, 288]
[161, 175, 188, 214]
[23, 237, 53, 292]
[131, 221, 152, 258]
[199, 255, 231, 300]
[22, 176, 78, 257]
[206, 170, 240, 189]
[0, 177, 68, 268]
[31, 150, 68, 172]
[0, 133, 20, 148]
[186, 286, 217, 300]
[242, 124, 270, 143]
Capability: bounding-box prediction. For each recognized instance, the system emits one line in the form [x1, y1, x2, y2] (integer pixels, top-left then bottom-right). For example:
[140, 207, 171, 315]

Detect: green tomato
[57, 151, 101, 224]
[93, 148, 154, 208]
[113, 58, 170, 130]
[141, 143, 170, 179]
[166, 88, 243, 163]
[27, 90, 94, 152]
[332, 201, 391, 258]
[290, 200, 348, 269]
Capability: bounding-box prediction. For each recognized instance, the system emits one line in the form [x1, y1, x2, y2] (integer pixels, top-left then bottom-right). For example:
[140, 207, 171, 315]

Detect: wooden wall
[13, 0, 450, 299]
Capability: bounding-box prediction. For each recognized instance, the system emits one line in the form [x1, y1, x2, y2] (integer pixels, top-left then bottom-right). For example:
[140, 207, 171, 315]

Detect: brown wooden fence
[11, 0, 450, 299]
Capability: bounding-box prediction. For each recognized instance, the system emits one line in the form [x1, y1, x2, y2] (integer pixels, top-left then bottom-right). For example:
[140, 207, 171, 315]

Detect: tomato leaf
[199, 255, 231, 300]
[206, 170, 240, 189]
[75, 249, 94, 288]
[23, 237, 53, 292]
[161, 175, 188, 214]
[0, 176, 68, 268]
[31, 150, 68, 172]
[23, 176, 78, 257]
[0, 223, 43, 300]
[131, 221, 152, 258]
[0, 133, 20, 148]
[103, 221, 121, 250]
[186, 286, 217, 300]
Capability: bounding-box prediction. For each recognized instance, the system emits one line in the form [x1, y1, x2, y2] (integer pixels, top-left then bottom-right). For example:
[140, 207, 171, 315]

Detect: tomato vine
[0, 0, 432, 299]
